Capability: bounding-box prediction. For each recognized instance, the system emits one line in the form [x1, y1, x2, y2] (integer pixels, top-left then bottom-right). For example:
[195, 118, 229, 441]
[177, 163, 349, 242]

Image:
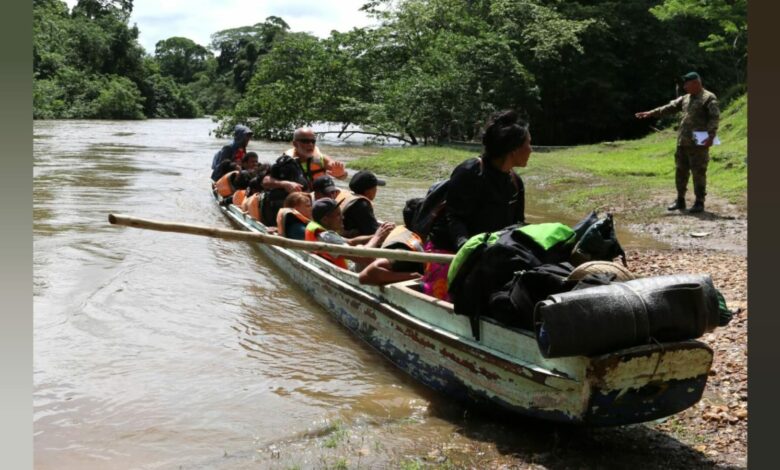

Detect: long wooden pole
[108, 214, 455, 264]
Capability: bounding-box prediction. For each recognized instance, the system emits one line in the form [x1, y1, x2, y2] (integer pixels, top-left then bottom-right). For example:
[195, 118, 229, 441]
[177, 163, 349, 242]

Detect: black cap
[682, 71, 700, 82]
[349, 170, 386, 194]
[312, 198, 341, 223]
[312, 176, 338, 195]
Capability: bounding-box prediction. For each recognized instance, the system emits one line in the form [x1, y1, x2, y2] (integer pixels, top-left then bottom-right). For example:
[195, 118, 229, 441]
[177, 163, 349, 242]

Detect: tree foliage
[154, 37, 212, 84]
[33, 0, 202, 119]
[34, 0, 746, 142]
[224, 0, 744, 144]
[650, 0, 747, 82]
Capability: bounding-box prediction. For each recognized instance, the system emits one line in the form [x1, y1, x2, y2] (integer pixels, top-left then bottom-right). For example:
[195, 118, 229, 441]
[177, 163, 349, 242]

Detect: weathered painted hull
[215, 195, 713, 426]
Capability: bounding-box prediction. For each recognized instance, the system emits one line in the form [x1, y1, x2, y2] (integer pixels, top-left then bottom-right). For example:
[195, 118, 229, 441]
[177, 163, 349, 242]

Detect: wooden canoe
[214, 190, 713, 426]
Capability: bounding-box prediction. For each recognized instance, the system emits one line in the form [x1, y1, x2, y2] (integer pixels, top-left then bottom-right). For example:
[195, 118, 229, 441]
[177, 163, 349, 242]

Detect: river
[34, 118, 667, 469]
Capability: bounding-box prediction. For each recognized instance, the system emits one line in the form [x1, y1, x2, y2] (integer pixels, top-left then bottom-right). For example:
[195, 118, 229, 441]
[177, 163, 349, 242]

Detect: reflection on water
[34, 119, 667, 469]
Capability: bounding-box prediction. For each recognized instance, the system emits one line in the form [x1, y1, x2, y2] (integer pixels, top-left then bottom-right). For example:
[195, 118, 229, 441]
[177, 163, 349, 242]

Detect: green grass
[351, 94, 747, 220]
[400, 459, 425, 470]
[322, 420, 349, 449]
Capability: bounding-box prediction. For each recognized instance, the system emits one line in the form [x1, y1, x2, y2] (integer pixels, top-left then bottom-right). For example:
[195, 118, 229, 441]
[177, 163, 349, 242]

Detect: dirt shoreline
[623, 197, 748, 468]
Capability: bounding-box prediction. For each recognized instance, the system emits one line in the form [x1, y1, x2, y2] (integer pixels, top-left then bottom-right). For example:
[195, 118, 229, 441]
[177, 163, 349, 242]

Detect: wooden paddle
[108, 214, 455, 264]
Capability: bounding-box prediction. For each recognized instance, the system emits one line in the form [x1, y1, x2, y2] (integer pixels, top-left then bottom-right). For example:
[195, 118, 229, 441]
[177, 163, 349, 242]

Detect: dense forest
[33, 0, 746, 145]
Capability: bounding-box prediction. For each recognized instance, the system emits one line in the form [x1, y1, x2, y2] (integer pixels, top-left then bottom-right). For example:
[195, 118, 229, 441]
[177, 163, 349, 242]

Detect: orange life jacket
[381, 226, 425, 252]
[334, 189, 348, 205]
[232, 189, 247, 207]
[337, 191, 372, 214]
[304, 221, 349, 269]
[276, 208, 311, 237]
[215, 170, 238, 197]
[242, 193, 263, 221]
[284, 147, 328, 186]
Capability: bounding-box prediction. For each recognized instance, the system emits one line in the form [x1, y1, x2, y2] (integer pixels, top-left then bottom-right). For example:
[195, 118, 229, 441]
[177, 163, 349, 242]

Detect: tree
[223, 32, 326, 139]
[71, 0, 133, 20]
[94, 75, 145, 119]
[33, 0, 71, 79]
[155, 36, 212, 83]
[650, 0, 747, 82]
[210, 17, 290, 92]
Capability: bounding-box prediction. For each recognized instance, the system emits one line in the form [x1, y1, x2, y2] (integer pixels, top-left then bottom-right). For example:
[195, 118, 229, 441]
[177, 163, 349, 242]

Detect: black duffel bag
[533, 274, 720, 358]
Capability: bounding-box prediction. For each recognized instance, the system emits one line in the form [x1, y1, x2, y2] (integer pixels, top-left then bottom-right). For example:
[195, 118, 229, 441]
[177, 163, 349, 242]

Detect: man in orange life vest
[262, 128, 347, 225]
[305, 198, 394, 270]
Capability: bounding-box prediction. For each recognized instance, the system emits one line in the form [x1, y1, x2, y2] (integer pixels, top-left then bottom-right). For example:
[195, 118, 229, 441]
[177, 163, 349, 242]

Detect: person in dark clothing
[210, 124, 253, 179]
[211, 160, 240, 182]
[446, 110, 531, 251]
[341, 170, 386, 237]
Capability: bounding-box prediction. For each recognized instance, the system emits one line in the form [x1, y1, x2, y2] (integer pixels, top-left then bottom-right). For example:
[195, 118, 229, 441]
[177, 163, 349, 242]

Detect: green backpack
[447, 222, 576, 290]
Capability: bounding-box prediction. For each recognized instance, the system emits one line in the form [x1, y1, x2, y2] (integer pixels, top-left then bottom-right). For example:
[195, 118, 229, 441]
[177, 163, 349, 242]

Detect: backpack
[570, 213, 627, 266]
[447, 214, 599, 339]
[409, 158, 522, 245]
[270, 154, 309, 190]
[410, 179, 449, 240]
[448, 222, 577, 296]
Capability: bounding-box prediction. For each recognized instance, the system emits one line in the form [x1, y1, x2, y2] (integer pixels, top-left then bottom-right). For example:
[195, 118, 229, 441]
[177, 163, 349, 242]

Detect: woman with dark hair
[446, 109, 531, 250]
[421, 110, 531, 300]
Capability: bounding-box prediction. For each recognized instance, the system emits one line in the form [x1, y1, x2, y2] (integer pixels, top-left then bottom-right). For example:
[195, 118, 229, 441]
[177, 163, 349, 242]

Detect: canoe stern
[584, 341, 713, 426]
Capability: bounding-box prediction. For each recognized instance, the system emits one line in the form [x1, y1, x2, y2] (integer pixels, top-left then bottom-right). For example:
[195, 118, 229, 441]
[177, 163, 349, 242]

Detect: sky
[64, 0, 378, 54]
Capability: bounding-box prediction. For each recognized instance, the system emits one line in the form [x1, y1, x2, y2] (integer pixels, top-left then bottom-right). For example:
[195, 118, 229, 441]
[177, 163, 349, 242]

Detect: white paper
[693, 131, 721, 146]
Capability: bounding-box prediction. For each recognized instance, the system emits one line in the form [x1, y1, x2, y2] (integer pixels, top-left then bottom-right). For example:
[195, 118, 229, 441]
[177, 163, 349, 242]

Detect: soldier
[635, 72, 720, 213]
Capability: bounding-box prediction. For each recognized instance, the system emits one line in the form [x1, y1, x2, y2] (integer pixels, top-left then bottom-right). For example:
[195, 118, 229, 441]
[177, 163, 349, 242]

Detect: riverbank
[349, 95, 747, 256]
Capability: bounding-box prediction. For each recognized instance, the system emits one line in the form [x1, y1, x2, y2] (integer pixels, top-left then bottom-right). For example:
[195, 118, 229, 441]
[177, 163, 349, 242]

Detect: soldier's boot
[688, 200, 705, 213]
[667, 198, 686, 211]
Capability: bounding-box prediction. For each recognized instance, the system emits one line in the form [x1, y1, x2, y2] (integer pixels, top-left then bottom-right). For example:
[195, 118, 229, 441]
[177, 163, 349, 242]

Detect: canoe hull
[216, 195, 712, 426]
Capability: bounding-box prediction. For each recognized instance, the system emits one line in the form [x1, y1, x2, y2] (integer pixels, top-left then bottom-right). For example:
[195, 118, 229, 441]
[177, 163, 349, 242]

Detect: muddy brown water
[35, 119, 681, 469]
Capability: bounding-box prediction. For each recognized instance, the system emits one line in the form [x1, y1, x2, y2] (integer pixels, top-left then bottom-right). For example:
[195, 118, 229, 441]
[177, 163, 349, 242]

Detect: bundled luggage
[447, 212, 618, 338]
[445, 211, 733, 355]
[534, 274, 721, 358]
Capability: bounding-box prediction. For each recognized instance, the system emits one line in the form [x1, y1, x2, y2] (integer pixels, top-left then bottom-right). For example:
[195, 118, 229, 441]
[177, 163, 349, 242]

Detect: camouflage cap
[682, 71, 700, 82]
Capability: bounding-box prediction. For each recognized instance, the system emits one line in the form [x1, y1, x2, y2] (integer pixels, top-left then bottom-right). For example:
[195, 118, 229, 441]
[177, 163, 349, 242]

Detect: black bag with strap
[410, 179, 449, 240]
[571, 212, 627, 266]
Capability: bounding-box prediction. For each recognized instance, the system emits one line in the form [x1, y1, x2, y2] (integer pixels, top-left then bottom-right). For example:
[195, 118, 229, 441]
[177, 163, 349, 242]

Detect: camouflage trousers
[674, 146, 709, 201]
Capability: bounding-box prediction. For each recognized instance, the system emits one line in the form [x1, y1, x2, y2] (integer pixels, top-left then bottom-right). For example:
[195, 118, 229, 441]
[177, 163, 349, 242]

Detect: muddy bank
[623, 196, 747, 257]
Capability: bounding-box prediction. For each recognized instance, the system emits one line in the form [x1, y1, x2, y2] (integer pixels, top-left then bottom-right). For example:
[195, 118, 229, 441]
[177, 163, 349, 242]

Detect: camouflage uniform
[649, 89, 720, 202]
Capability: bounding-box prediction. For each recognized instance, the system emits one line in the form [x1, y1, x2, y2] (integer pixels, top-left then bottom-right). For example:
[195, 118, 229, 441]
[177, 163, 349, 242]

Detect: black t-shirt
[342, 198, 379, 236]
[446, 157, 525, 249]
